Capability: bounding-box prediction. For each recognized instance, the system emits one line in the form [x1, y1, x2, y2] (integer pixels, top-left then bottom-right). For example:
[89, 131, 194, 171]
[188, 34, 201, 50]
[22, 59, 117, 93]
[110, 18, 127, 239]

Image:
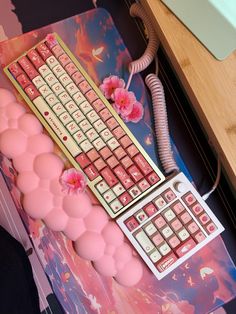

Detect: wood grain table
[141, 0, 236, 191]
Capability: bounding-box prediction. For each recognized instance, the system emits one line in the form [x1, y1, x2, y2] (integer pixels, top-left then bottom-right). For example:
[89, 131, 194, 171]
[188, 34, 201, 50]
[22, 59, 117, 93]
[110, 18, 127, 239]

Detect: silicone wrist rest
[0, 88, 143, 286]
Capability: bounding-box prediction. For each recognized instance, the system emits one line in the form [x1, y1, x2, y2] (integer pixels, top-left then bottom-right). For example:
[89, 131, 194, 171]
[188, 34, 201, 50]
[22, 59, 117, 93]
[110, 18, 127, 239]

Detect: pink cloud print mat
[0, 8, 236, 314]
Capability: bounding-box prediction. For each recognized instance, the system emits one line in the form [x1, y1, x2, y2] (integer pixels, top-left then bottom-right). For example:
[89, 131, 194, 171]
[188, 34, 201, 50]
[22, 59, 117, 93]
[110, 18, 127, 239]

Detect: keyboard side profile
[4, 33, 165, 218]
[117, 172, 224, 279]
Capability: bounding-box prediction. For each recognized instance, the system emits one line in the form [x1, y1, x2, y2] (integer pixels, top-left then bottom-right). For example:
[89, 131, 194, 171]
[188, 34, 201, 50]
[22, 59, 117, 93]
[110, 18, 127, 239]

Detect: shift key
[101, 167, 118, 187]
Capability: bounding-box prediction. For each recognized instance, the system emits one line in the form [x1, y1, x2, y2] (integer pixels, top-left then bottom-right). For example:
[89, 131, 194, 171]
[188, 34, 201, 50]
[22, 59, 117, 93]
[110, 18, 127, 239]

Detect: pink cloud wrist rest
[0, 88, 143, 286]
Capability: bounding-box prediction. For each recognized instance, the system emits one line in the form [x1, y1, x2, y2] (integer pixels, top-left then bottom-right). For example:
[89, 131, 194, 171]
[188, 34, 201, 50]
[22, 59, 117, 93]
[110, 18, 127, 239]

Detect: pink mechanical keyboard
[4, 33, 224, 279]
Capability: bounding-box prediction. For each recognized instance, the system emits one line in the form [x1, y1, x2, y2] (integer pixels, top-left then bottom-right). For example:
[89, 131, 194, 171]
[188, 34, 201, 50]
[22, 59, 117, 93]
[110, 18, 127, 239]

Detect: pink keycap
[114, 165, 134, 189]
[87, 148, 99, 162]
[52, 44, 64, 58]
[199, 213, 210, 225]
[146, 172, 160, 185]
[92, 98, 105, 112]
[16, 73, 31, 89]
[84, 165, 99, 181]
[180, 211, 192, 224]
[156, 253, 178, 272]
[114, 146, 126, 160]
[125, 216, 139, 231]
[71, 71, 84, 85]
[162, 188, 176, 202]
[85, 90, 98, 103]
[99, 108, 112, 121]
[101, 167, 118, 187]
[75, 153, 91, 169]
[192, 203, 204, 215]
[183, 193, 197, 206]
[171, 201, 185, 215]
[27, 49, 44, 68]
[138, 179, 150, 191]
[94, 158, 106, 171]
[152, 233, 164, 246]
[187, 221, 199, 234]
[106, 117, 118, 130]
[143, 203, 157, 217]
[18, 56, 39, 80]
[36, 43, 52, 60]
[127, 165, 143, 182]
[194, 231, 206, 243]
[100, 147, 112, 160]
[175, 238, 196, 257]
[120, 135, 132, 148]
[24, 85, 40, 100]
[121, 156, 133, 169]
[58, 53, 71, 67]
[153, 215, 166, 229]
[206, 222, 217, 234]
[113, 126, 125, 139]
[171, 218, 183, 231]
[134, 154, 152, 175]
[65, 62, 77, 75]
[106, 156, 119, 169]
[127, 144, 139, 158]
[78, 80, 91, 93]
[8, 62, 24, 78]
[119, 192, 132, 206]
[168, 235, 180, 248]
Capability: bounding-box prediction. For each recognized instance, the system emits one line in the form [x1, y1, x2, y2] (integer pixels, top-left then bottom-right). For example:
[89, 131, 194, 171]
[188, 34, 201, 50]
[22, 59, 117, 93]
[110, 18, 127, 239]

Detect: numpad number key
[4, 33, 165, 218]
[117, 173, 224, 279]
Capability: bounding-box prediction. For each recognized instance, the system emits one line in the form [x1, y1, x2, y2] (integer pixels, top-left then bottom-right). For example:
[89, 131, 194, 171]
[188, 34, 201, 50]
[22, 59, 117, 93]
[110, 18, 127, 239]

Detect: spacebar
[33, 96, 81, 157]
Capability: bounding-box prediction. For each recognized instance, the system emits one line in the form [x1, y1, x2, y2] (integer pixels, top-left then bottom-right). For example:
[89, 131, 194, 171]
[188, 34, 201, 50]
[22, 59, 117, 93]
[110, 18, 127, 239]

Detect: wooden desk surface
[141, 0, 236, 190]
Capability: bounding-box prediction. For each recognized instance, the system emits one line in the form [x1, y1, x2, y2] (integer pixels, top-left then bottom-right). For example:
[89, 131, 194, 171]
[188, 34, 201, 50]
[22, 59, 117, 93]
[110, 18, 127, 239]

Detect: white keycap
[135, 230, 155, 253]
[86, 128, 99, 142]
[51, 82, 65, 96]
[103, 190, 116, 203]
[52, 64, 66, 78]
[79, 120, 92, 132]
[129, 185, 141, 198]
[144, 223, 157, 236]
[72, 109, 85, 123]
[163, 209, 176, 222]
[46, 55, 59, 69]
[46, 94, 59, 107]
[112, 183, 125, 196]
[80, 101, 92, 114]
[135, 210, 148, 223]
[149, 249, 162, 262]
[38, 64, 52, 77]
[96, 180, 109, 194]
[66, 82, 79, 96]
[110, 199, 123, 212]
[52, 103, 66, 116]
[154, 196, 167, 209]
[100, 128, 113, 142]
[86, 110, 99, 124]
[66, 121, 79, 134]
[44, 73, 58, 87]
[59, 112, 73, 125]
[93, 138, 106, 150]
[39, 84, 52, 98]
[80, 139, 93, 153]
[73, 130, 86, 144]
[107, 138, 120, 151]
[161, 226, 173, 239]
[159, 242, 171, 256]
[59, 73, 73, 86]
[93, 119, 106, 133]
[32, 96, 81, 157]
[72, 91, 86, 105]
[58, 91, 72, 105]
[65, 101, 78, 114]
[178, 228, 190, 241]
[32, 75, 45, 89]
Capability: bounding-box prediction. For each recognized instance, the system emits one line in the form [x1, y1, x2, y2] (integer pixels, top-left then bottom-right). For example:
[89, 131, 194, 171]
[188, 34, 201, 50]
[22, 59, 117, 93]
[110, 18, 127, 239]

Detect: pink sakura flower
[122, 101, 144, 123]
[60, 168, 87, 195]
[100, 75, 125, 99]
[46, 33, 58, 48]
[112, 88, 136, 116]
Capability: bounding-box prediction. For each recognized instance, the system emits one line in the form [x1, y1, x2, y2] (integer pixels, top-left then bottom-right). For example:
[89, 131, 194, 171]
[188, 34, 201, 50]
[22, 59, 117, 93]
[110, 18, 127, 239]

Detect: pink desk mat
[0, 8, 236, 314]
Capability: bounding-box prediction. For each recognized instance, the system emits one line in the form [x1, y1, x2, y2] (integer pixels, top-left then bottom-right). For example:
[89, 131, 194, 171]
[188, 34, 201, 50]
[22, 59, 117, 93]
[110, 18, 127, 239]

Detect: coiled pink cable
[145, 74, 179, 174]
[126, 3, 159, 90]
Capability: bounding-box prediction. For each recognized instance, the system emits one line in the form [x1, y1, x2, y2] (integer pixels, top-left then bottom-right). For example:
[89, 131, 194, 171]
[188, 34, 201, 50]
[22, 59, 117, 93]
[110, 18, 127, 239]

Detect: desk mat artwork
[0, 8, 236, 314]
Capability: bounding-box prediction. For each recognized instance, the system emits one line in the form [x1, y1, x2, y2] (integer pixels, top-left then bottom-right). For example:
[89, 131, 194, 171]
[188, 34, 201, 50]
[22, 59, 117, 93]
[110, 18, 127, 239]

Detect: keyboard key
[175, 239, 196, 257]
[135, 230, 155, 253]
[96, 180, 109, 194]
[135, 210, 148, 223]
[149, 249, 162, 263]
[84, 164, 99, 180]
[75, 153, 90, 169]
[101, 167, 118, 187]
